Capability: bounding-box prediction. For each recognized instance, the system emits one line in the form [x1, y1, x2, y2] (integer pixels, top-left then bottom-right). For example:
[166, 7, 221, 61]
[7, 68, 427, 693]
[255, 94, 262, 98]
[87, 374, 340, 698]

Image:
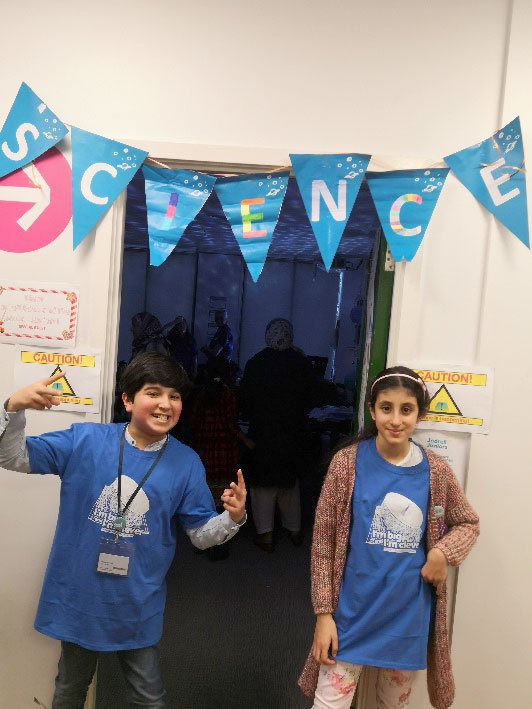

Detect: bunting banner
[0, 82, 68, 179]
[71, 127, 148, 248]
[444, 117, 528, 248]
[290, 153, 371, 270]
[214, 171, 289, 281]
[366, 168, 450, 262]
[0, 84, 529, 266]
[143, 166, 217, 266]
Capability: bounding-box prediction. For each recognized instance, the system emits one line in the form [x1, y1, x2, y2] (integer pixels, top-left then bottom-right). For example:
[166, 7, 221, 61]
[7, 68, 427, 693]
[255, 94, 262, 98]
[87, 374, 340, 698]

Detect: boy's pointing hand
[221, 468, 247, 524]
[6, 370, 64, 412]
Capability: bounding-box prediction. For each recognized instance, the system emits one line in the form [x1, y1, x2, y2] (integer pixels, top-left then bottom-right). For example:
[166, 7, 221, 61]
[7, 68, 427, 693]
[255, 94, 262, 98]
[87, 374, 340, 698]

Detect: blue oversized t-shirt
[27, 423, 217, 651]
[334, 438, 432, 670]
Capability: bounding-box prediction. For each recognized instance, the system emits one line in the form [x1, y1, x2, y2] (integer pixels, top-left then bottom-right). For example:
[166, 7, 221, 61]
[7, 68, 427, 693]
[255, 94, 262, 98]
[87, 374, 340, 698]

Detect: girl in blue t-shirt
[299, 365, 479, 709]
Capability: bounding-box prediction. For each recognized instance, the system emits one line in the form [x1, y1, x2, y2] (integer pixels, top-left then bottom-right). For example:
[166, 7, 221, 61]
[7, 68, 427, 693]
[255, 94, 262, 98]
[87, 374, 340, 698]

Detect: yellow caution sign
[415, 369, 487, 386]
[47, 366, 93, 406]
[21, 351, 95, 367]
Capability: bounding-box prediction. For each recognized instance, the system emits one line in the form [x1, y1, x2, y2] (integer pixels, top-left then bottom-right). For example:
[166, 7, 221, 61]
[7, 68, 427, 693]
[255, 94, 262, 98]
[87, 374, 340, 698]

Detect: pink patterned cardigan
[298, 443, 480, 709]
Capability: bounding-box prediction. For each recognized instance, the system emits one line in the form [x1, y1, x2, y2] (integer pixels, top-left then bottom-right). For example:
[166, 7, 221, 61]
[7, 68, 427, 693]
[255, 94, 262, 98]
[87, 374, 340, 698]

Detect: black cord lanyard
[112, 426, 168, 538]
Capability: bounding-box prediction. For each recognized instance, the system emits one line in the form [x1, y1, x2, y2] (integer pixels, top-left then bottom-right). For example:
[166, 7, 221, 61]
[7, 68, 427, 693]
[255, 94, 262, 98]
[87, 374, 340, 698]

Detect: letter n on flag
[444, 117, 529, 248]
[366, 168, 449, 262]
[214, 171, 289, 282]
[290, 153, 370, 270]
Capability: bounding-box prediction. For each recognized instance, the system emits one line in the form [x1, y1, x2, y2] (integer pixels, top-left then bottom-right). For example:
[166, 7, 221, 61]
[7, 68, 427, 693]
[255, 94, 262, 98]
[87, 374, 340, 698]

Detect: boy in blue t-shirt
[0, 352, 247, 708]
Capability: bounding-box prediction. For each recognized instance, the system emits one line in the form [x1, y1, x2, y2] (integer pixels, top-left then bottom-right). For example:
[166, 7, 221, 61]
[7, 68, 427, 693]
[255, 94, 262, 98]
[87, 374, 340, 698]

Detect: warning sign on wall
[408, 364, 494, 434]
[14, 347, 101, 413]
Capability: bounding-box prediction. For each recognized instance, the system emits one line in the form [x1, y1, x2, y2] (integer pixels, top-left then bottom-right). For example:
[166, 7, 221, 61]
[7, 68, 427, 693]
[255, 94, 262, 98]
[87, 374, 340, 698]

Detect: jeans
[52, 641, 166, 708]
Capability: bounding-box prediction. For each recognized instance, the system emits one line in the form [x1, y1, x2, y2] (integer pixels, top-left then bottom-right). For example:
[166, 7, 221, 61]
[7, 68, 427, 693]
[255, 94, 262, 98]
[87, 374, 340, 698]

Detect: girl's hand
[312, 613, 338, 665]
[6, 370, 64, 412]
[421, 547, 448, 595]
[220, 469, 247, 524]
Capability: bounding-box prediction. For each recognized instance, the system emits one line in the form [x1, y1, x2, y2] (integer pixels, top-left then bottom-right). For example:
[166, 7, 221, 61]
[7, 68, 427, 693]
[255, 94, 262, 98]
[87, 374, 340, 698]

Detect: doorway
[97, 161, 392, 708]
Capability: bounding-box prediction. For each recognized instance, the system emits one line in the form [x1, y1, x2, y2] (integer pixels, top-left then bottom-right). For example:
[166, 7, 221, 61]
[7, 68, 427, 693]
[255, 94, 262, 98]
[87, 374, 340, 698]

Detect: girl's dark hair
[120, 352, 190, 401]
[334, 365, 429, 453]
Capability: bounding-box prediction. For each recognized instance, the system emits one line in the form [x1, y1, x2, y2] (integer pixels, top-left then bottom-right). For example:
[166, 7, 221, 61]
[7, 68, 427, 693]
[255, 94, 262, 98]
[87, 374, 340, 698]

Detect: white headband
[370, 373, 427, 393]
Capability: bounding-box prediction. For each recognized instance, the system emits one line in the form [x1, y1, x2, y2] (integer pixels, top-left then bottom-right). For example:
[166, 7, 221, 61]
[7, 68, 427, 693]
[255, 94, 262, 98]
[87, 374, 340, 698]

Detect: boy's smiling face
[122, 383, 182, 449]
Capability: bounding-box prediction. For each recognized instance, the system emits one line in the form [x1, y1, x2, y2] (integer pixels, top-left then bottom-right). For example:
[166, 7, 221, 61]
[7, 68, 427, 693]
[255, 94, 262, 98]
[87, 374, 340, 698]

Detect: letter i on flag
[142, 166, 217, 266]
[214, 171, 289, 282]
[0, 82, 68, 179]
[366, 168, 450, 262]
[290, 153, 371, 270]
[71, 127, 148, 248]
[444, 117, 528, 248]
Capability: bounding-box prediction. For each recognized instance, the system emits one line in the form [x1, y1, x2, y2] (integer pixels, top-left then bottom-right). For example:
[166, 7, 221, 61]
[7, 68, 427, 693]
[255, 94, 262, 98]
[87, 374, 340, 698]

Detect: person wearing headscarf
[241, 318, 317, 552]
[130, 312, 170, 360]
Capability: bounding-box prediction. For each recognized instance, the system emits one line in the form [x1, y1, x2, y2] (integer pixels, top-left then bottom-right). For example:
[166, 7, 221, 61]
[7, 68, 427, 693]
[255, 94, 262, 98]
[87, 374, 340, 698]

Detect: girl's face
[370, 387, 420, 451]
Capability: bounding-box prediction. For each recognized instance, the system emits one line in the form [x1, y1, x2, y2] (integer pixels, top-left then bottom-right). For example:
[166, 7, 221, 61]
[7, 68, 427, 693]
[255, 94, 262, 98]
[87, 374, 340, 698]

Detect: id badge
[97, 537, 134, 576]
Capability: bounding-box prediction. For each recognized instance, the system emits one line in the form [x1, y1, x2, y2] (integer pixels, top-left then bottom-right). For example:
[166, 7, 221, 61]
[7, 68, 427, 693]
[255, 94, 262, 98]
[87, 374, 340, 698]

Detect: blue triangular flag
[214, 171, 289, 282]
[444, 117, 528, 247]
[143, 166, 217, 266]
[0, 82, 68, 179]
[71, 127, 148, 248]
[366, 168, 450, 262]
[290, 153, 371, 270]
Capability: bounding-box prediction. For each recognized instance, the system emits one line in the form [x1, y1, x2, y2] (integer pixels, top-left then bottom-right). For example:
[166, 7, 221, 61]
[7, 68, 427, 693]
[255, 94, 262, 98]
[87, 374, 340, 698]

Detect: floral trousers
[313, 661, 413, 709]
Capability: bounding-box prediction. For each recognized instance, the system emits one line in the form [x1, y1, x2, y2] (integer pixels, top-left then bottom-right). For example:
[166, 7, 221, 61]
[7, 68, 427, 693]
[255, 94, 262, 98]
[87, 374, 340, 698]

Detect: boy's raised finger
[44, 370, 65, 386]
[235, 469, 246, 492]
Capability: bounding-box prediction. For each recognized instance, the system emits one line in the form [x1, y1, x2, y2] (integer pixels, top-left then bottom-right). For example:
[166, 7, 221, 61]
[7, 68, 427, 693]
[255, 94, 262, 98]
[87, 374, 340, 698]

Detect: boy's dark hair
[120, 352, 190, 400]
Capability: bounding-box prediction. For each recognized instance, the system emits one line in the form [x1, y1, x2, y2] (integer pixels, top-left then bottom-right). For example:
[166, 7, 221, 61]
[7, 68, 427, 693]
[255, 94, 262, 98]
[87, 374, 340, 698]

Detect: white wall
[1, 1, 530, 707]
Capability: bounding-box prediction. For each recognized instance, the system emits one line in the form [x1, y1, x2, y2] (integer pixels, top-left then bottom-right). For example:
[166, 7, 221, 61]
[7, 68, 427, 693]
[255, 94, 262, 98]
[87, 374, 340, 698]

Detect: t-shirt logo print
[89, 476, 150, 537]
[366, 492, 422, 553]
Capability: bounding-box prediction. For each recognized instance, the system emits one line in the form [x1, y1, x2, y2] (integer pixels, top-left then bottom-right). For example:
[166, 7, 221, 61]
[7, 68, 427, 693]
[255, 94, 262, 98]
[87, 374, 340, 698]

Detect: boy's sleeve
[0, 408, 31, 473]
[174, 454, 218, 530]
[0, 406, 75, 477]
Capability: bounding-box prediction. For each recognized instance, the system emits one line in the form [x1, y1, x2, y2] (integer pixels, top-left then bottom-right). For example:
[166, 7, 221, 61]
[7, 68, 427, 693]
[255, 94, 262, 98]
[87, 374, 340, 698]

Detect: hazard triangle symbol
[428, 385, 462, 416]
[49, 365, 76, 397]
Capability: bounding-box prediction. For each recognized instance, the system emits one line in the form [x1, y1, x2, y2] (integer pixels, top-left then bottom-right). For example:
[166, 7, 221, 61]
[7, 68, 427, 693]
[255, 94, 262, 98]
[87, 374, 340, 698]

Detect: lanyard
[112, 426, 168, 536]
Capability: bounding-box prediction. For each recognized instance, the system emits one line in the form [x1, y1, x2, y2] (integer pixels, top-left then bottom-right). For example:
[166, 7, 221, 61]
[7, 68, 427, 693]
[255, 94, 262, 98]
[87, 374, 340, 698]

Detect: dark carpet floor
[95, 521, 315, 709]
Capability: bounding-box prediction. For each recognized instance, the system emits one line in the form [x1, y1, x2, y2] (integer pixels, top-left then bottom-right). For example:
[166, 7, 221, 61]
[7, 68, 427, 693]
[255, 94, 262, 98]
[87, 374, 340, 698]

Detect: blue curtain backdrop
[118, 169, 380, 382]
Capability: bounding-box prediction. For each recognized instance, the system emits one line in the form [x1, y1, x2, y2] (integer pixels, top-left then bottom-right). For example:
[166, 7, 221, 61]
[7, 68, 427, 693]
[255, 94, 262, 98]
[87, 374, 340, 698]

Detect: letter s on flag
[1, 122, 40, 161]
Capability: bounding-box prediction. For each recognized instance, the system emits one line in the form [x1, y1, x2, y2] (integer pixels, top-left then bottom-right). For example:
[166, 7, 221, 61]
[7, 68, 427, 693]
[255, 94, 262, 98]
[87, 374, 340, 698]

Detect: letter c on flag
[81, 162, 118, 205]
[389, 194, 423, 236]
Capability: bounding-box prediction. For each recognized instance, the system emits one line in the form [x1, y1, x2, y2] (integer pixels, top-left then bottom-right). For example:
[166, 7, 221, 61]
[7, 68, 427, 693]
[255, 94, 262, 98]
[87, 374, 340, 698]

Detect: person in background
[201, 309, 233, 364]
[298, 365, 479, 709]
[166, 315, 198, 380]
[130, 312, 170, 360]
[0, 353, 246, 708]
[190, 359, 253, 560]
[241, 318, 317, 552]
